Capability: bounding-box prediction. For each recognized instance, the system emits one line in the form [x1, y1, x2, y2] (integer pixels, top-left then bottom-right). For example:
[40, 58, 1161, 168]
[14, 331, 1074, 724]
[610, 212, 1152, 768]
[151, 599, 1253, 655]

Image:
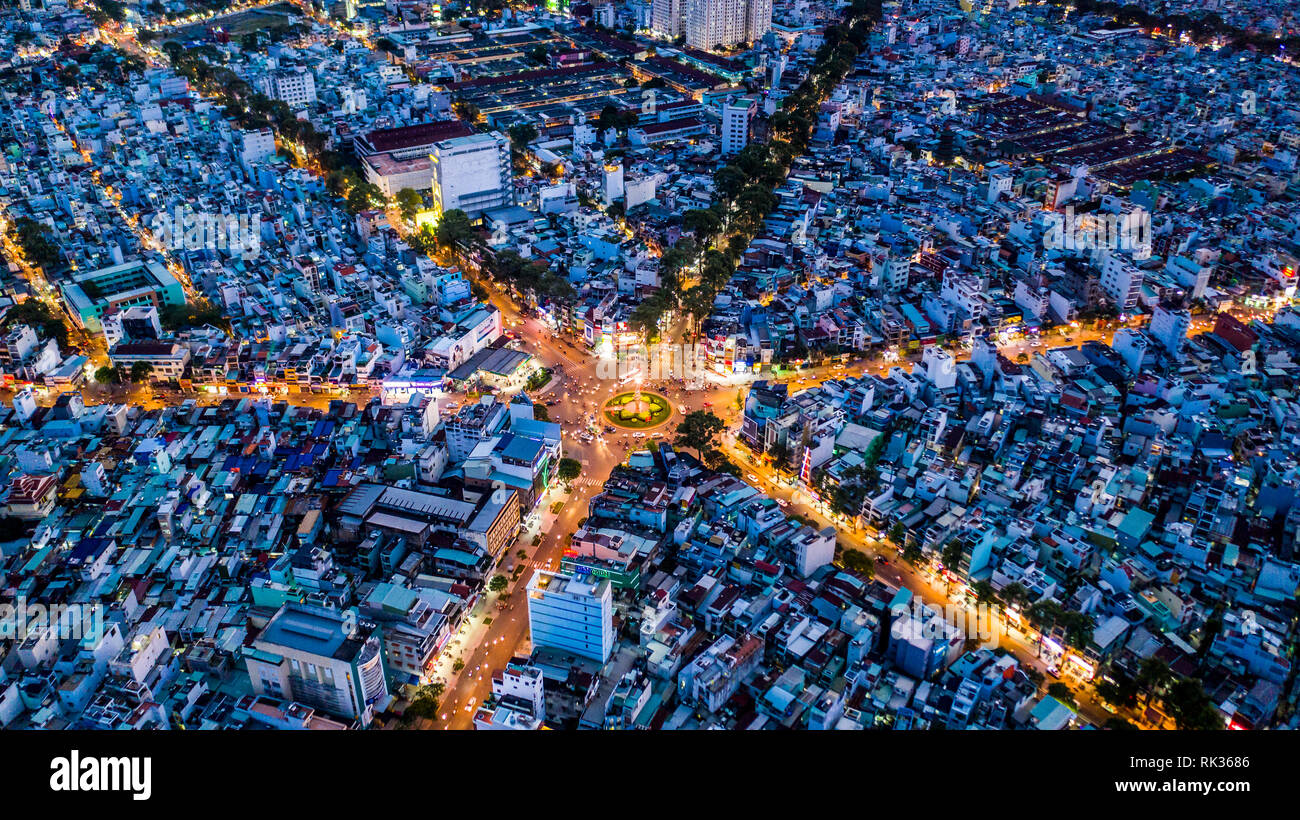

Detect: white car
[747, 473, 759, 482]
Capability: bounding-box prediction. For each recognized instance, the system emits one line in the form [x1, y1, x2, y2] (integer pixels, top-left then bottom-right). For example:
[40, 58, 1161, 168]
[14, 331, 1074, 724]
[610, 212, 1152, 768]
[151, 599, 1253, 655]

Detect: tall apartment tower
[684, 0, 771, 51]
[651, 0, 683, 39]
[526, 570, 615, 663]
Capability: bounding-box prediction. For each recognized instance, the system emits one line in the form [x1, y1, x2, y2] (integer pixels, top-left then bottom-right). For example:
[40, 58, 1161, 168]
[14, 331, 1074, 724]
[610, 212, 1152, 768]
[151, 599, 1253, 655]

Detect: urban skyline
[0, 0, 1297, 737]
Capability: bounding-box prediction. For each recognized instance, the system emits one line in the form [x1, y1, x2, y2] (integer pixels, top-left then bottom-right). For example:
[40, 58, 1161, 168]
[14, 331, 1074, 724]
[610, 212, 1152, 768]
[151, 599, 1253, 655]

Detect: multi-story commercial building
[721, 96, 756, 156]
[1149, 303, 1191, 358]
[60, 260, 186, 335]
[1098, 254, 1144, 313]
[430, 132, 514, 218]
[526, 570, 615, 664]
[245, 603, 390, 723]
[356, 120, 476, 198]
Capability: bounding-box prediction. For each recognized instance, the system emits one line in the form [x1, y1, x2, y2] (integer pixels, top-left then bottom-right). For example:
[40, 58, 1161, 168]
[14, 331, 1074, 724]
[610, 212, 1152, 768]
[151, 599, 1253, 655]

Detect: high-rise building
[651, 0, 683, 39]
[526, 570, 615, 663]
[683, 0, 771, 51]
[245, 603, 390, 723]
[1098, 254, 1143, 313]
[721, 96, 756, 155]
[430, 132, 514, 218]
[1150, 303, 1192, 359]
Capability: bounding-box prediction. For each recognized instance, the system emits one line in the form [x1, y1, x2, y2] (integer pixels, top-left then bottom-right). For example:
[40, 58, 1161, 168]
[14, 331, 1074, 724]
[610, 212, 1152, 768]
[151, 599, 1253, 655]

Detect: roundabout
[602, 389, 673, 429]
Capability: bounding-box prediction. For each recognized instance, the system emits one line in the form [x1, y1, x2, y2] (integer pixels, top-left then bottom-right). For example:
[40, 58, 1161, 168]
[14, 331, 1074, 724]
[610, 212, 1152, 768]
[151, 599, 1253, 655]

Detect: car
[775, 499, 789, 508]
[747, 473, 759, 482]
[703, 401, 712, 408]
[877, 556, 888, 565]
[1046, 666, 1060, 678]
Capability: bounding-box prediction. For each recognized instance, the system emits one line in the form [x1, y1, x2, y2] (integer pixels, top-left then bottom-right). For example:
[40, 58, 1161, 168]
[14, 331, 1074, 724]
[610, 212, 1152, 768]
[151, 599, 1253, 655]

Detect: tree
[488, 574, 508, 593]
[1046, 682, 1075, 705]
[1095, 673, 1139, 710]
[769, 442, 791, 472]
[13, 217, 61, 271]
[557, 457, 582, 483]
[681, 285, 715, 340]
[435, 209, 474, 249]
[346, 182, 385, 215]
[95, 365, 123, 385]
[941, 541, 964, 573]
[629, 293, 668, 344]
[675, 410, 725, 461]
[395, 188, 423, 223]
[681, 208, 722, 241]
[840, 548, 874, 578]
[129, 361, 153, 383]
[1136, 657, 1172, 707]
[1, 299, 68, 347]
[972, 580, 997, 608]
[1059, 610, 1096, 651]
[160, 299, 228, 333]
[1165, 678, 1223, 730]
[532, 404, 550, 422]
[507, 122, 538, 150]
[999, 582, 1031, 612]
[404, 681, 445, 722]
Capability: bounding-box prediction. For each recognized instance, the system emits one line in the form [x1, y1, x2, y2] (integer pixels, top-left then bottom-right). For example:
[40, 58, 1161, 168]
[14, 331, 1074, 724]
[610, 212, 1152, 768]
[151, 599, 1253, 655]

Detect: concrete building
[257, 68, 317, 106]
[721, 96, 756, 156]
[526, 570, 615, 664]
[245, 603, 390, 723]
[430, 132, 514, 218]
[684, 0, 771, 51]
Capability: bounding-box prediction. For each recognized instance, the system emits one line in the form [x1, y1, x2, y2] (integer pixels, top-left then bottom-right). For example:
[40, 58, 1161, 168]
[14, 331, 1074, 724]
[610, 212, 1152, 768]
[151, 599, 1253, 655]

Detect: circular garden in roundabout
[602, 390, 673, 429]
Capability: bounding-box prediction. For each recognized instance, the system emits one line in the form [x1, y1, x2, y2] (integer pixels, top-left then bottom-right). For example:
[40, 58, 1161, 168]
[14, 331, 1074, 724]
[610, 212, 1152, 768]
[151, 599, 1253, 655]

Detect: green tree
[1046, 682, 1075, 705]
[508, 122, 539, 149]
[488, 574, 508, 593]
[94, 365, 124, 385]
[0, 299, 68, 347]
[435, 209, 474, 249]
[129, 361, 154, 383]
[395, 188, 423, 222]
[675, 410, 725, 462]
[557, 457, 582, 483]
[971, 580, 997, 608]
[840, 548, 874, 578]
[13, 217, 61, 271]
[1095, 673, 1139, 710]
[404, 681, 445, 722]
[1164, 678, 1223, 730]
[629, 293, 668, 344]
[1136, 657, 1172, 707]
[345, 182, 385, 215]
